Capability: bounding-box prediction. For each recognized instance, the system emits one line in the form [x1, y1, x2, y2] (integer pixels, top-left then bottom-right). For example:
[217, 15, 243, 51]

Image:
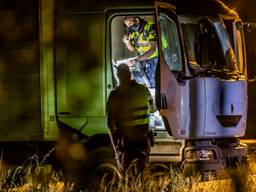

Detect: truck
[0, 0, 254, 186]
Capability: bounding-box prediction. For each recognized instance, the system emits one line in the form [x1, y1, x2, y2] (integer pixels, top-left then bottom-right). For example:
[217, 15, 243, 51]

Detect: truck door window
[159, 13, 182, 72]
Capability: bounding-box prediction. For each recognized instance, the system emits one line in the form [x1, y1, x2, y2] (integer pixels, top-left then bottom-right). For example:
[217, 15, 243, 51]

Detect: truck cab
[0, 0, 251, 184]
[53, 0, 249, 177]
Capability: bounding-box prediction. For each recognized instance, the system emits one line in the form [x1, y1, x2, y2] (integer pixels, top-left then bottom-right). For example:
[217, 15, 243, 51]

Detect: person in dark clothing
[107, 63, 152, 174]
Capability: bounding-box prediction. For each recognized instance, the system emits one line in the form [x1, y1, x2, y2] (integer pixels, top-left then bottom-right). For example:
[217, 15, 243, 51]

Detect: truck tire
[82, 146, 121, 191]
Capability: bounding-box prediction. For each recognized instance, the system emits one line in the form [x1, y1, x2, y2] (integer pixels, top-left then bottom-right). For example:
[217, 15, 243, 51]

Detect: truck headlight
[185, 149, 216, 161]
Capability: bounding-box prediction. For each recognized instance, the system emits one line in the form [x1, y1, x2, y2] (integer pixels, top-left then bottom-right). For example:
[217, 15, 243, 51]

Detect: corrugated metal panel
[0, 0, 41, 141]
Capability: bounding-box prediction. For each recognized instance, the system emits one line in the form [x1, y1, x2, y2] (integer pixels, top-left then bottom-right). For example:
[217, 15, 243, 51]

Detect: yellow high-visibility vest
[129, 21, 158, 59]
[115, 82, 150, 128]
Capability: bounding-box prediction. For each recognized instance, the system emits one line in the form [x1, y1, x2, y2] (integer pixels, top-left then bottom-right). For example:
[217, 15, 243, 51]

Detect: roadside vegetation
[0, 152, 256, 192]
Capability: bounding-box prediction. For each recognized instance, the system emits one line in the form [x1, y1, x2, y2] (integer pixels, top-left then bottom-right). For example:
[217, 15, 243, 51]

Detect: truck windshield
[180, 15, 240, 79]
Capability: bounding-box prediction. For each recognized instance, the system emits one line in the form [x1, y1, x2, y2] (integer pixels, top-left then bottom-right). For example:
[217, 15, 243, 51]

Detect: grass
[1, 152, 256, 192]
[0, 149, 74, 192]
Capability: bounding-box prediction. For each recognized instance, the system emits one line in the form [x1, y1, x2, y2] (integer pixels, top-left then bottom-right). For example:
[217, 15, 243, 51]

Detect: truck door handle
[160, 94, 167, 109]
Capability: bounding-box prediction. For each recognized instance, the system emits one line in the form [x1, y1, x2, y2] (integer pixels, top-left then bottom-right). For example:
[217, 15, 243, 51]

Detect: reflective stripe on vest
[129, 21, 158, 59]
[116, 83, 150, 127]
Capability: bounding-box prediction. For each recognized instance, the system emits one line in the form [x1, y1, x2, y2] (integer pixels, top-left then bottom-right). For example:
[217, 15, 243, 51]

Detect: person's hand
[122, 34, 130, 44]
[127, 59, 136, 67]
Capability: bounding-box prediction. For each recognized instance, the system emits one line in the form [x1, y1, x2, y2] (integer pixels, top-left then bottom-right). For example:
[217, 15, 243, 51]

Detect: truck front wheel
[83, 146, 120, 191]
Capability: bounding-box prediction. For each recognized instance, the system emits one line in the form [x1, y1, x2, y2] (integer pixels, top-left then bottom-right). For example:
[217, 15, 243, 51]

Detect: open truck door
[154, 1, 188, 139]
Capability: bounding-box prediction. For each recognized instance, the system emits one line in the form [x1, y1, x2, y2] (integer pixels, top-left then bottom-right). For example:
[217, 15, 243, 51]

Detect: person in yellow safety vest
[123, 16, 158, 87]
[107, 63, 154, 174]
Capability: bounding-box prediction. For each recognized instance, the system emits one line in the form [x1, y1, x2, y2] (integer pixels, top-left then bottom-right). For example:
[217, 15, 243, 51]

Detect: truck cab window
[235, 25, 245, 73]
[223, 20, 244, 74]
[213, 20, 238, 71]
[159, 13, 182, 72]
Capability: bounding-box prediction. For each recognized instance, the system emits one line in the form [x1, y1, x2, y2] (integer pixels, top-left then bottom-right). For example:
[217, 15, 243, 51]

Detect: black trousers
[116, 137, 150, 174]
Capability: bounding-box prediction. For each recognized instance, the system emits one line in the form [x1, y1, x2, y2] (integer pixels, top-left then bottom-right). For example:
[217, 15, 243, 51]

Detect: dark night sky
[226, 0, 256, 21]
